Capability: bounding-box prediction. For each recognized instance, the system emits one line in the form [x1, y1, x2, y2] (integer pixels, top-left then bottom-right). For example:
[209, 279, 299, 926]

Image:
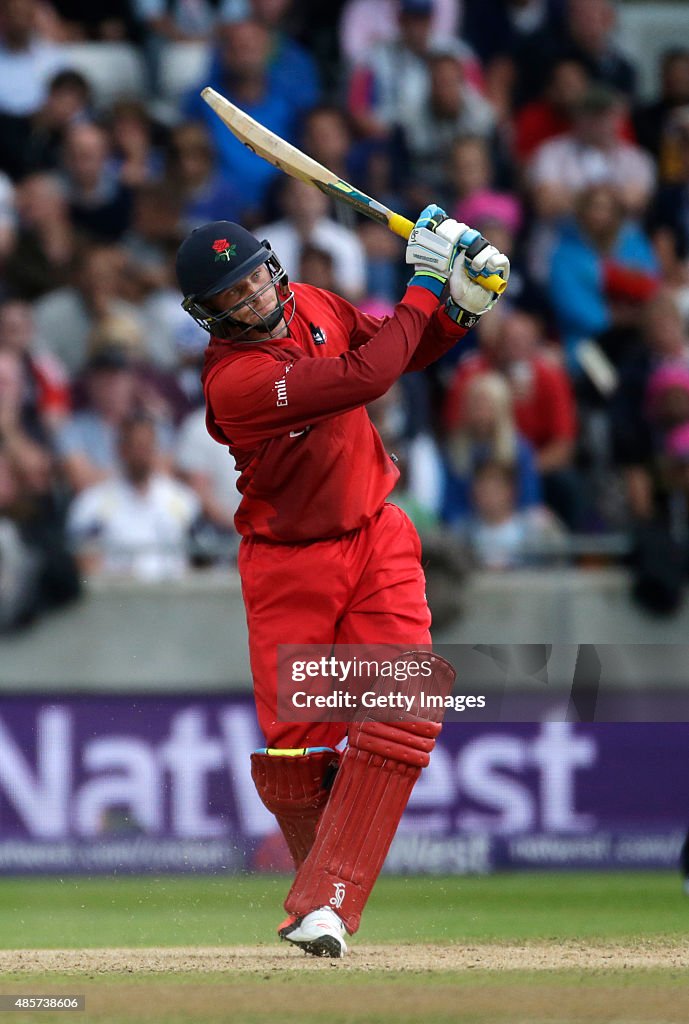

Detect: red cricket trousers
[238, 502, 432, 748]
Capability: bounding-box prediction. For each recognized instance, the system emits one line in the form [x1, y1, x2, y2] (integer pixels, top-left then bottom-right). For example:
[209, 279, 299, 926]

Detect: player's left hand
[406, 204, 471, 297]
[445, 237, 510, 328]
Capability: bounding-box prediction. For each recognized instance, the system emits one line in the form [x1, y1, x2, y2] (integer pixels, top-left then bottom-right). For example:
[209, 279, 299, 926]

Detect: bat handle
[387, 213, 507, 296]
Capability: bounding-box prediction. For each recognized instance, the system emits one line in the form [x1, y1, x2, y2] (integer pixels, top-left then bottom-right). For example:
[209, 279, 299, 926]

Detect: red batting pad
[251, 748, 341, 869]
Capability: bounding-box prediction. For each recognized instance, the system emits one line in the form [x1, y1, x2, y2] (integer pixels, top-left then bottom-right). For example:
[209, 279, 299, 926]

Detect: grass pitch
[0, 873, 686, 1023]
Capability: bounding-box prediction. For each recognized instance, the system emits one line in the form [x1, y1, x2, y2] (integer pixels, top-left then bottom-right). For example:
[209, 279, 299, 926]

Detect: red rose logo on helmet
[212, 239, 237, 261]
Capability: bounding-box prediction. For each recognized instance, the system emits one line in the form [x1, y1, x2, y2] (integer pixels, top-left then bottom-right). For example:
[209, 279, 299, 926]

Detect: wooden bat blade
[200, 87, 506, 296]
[201, 86, 403, 230]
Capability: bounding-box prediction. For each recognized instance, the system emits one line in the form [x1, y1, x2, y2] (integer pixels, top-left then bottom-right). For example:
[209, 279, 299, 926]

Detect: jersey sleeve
[206, 287, 441, 447]
[328, 288, 469, 372]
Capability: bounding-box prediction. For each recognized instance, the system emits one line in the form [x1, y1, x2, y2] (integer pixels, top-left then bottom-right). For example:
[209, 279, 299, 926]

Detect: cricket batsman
[176, 206, 509, 956]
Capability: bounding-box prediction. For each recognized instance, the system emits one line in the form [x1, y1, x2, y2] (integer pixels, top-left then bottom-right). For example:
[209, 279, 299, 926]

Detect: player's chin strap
[251, 747, 341, 869]
[283, 651, 456, 934]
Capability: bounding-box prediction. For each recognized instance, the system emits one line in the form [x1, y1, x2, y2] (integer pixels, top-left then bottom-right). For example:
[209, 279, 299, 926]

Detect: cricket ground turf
[0, 873, 686, 1023]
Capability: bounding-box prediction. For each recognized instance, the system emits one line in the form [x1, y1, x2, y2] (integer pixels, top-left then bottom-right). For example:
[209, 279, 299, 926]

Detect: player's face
[208, 263, 286, 338]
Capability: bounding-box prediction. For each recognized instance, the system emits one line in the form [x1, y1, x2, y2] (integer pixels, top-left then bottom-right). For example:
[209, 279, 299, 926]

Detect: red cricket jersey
[202, 282, 467, 542]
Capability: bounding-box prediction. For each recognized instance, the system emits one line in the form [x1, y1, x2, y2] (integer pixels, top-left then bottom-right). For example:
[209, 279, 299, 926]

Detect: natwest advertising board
[0, 696, 686, 874]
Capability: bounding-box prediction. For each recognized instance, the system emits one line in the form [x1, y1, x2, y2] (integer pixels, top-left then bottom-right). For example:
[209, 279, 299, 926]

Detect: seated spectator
[513, 58, 590, 165]
[33, 242, 148, 374]
[44, 0, 138, 41]
[132, 0, 218, 42]
[22, 69, 92, 176]
[60, 122, 134, 242]
[550, 0, 636, 100]
[447, 136, 522, 234]
[250, 0, 321, 117]
[528, 85, 656, 221]
[67, 414, 199, 580]
[5, 172, 76, 299]
[298, 245, 337, 293]
[612, 291, 689, 519]
[347, 0, 481, 141]
[548, 184, 659, 367]
[0, 446, 80, 631]
[446, 310, 583, 527]
[0, 347, 54, 477]
[166, 122, 242, 232]
[633, 48, 689, 177]
[461, 0, 564, 115]
[339, 0, 458, 68]
[56, 346, 175, 493]
[0, 0, 67, 179]
[651, 109, 689, 282]
[182, 15, 297, 216]
[107, 99, 164, 189]
[401, 48, 496, 192]
[256, 178, 366, 302]
[120, 184, 184, 297]
[440, 371, 542, 527]
[141, 244, 209, 376]
[457, 461, 565, 569]
[0, 299, 71, 429]
[175, 405, 241, 562]
[0, 171, 16, 269]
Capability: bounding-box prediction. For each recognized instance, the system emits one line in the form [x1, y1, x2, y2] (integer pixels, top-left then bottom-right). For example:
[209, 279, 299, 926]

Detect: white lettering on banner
[219, 707, 275, 838]
[76, 738, 160, 836]
[158, 709, 225, 837]
[0, 710, 598, 841]
[0, 708, 70, 837]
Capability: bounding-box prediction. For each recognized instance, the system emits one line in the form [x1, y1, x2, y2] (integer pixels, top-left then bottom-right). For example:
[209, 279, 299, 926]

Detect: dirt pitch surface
[1, 941, 687, 974]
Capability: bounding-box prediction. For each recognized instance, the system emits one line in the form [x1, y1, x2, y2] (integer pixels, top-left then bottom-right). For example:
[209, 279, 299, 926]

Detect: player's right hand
[406, 204, 468, 298]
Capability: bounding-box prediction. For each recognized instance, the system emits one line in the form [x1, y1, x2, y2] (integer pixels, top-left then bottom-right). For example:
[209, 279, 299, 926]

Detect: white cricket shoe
[278, 906, 348, 958]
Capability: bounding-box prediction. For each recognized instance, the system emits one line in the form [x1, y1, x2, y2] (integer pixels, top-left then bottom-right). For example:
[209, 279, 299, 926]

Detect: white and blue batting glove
[406, 204, 471, 298]
[445, 239, 510, 328]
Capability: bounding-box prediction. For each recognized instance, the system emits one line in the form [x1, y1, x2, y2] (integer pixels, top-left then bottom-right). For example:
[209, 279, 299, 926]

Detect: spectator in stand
[0, 299, 71, 430]
[167, 122, 242, 232]
[612, 291, 689, 516]
[175, 404, 241, 561]
[528, 84, 656, 222]
[255, 178, 367, 302]
[633, 49, 689, 176]
[298, 245, 337, 293]
[347, 0, 481, 141]
[651, 108, 689, 284]
[547, 183, 659, 367]
[0, 172, 16, 276]
[250, 0, 321, 117]
[43, 0, 139, 41]
[0, 0, 67, 179]
[33, 242, 148, 374]
[401, 48, 496, 192]
[446, 136, 522, 230]
[0, 346, 53, 472]
[182, 15, 297, 216]
[131, 0, 218, 42]
[513, 58, 590, 164]
[22, 69, 92, 177]
[461, 0, 565, 118]
[552, 0, 636, 100]
[440, 371, 542, 527]
[60, 122, 134, 243]
[67, 414, 199, 580]
[5, 173, 76, 300]
[107, 99, 164, 190]
[120, 184, 184, 299]
[339, 0, 458, 68]
[457, 460, 565, 569]
[445, 309, 582, 527]
[56, 345, 176, 494]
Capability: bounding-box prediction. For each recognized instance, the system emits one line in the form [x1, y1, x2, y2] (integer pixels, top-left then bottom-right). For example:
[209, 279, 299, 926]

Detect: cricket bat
[201, 87, 507, 296]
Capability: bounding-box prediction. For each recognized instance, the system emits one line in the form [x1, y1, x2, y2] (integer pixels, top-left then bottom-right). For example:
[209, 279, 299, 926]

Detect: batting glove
[445, 237, 510, 327]
[406, 204, 469, 298]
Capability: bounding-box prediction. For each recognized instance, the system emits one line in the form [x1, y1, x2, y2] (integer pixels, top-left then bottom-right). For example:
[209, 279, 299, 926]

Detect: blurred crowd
[1, 0, 689, 623]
